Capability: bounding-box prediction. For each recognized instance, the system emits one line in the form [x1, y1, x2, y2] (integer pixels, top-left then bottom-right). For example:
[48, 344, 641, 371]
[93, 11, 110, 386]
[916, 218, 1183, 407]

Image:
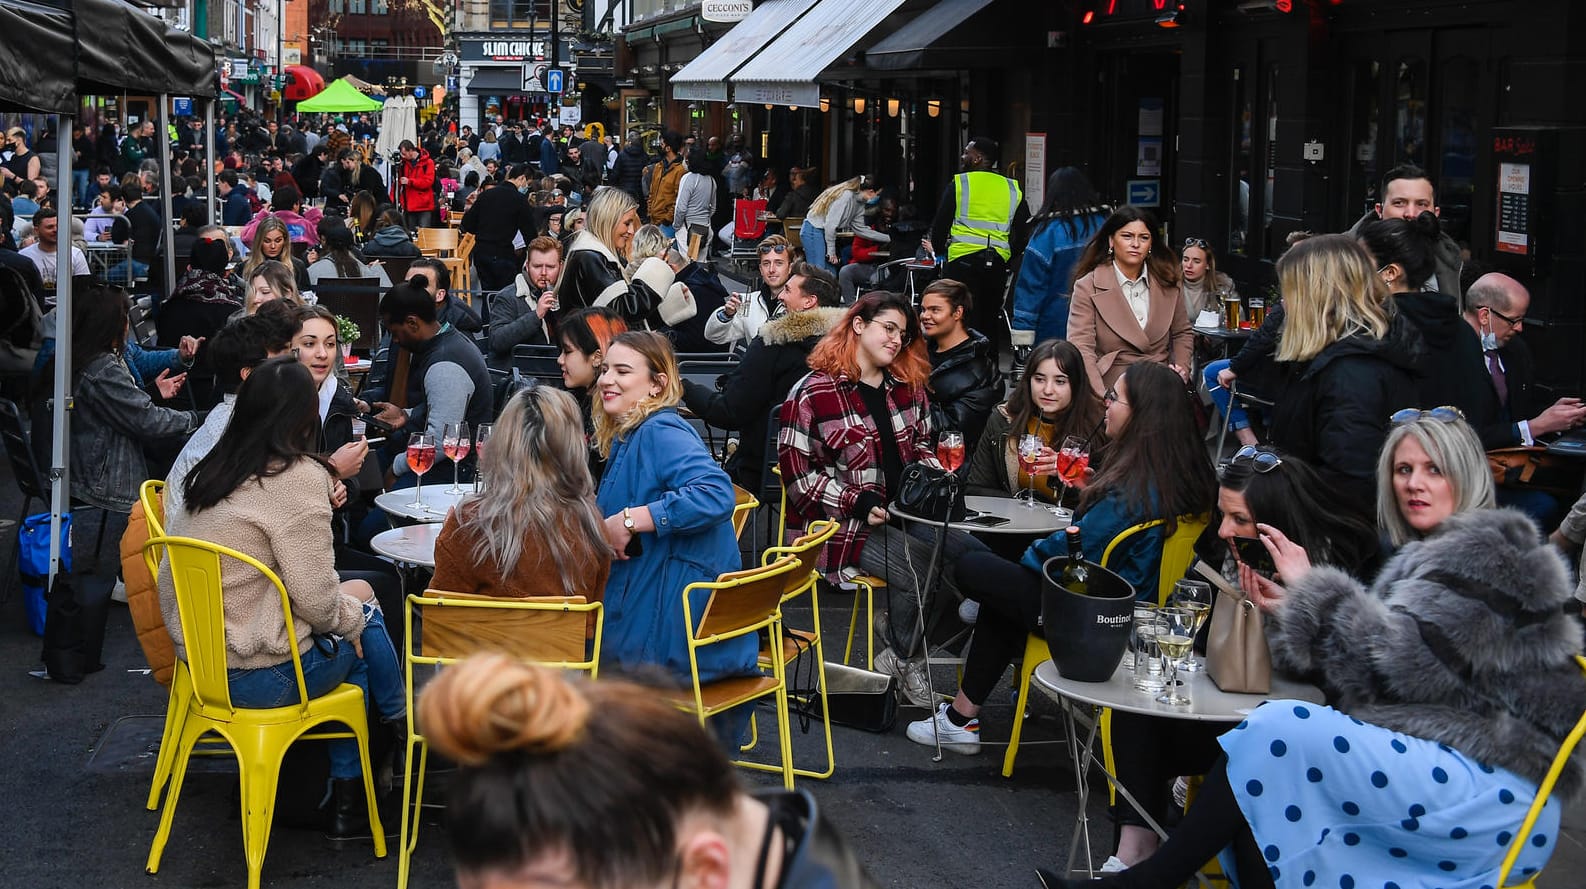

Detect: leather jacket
[70, 352, 199, 512]
[556, 231, 667, 329]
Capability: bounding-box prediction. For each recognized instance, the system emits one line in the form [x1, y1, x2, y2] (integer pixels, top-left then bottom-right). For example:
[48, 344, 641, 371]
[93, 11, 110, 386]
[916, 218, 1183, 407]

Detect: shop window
[328, 0, 343, 14]
[371, 0, 386, 12]
[1394, 58, 1427, 168]
[1346, 59, 1380, 222]
[347, 0, 364, 14]
[1229, 64, 1252, 256]
[490, 0, 549, 28]
[1437, 56, 1478, 247]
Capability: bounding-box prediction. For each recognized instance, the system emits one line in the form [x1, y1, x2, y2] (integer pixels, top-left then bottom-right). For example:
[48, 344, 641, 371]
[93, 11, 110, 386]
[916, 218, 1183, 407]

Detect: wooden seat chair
[660, 555, 803, 789]
[732, 485, 760, 541]
[142, 536, 386, 889]
[415, 226, 459, 257]
[396, 590, 604, 889]
[1003, 514, 1210, 778]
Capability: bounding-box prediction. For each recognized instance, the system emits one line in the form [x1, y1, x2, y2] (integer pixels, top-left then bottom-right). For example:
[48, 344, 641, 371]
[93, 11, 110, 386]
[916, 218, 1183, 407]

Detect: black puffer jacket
[1266, 315, 1422, 518]
[682, 307, 844, 493]
[1269, 508, 1586, 796]
[612, 143, 650, 205]
[1393, 289, 1489, 418]
[927, 329, 1003, 452]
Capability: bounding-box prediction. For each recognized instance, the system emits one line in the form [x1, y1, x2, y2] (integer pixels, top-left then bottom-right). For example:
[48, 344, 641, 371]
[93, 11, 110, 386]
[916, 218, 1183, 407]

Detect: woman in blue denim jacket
[1010, 168, 1108, 347]
[592, 330, 747, 683]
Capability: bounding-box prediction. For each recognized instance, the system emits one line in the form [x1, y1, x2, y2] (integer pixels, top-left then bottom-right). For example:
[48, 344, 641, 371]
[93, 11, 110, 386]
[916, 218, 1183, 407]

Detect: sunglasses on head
[758, 243, 788, 255]
[1183, 237, 1210, 250]
[1229, 445, 1283, 473]
[1390, 406, 1464, 426]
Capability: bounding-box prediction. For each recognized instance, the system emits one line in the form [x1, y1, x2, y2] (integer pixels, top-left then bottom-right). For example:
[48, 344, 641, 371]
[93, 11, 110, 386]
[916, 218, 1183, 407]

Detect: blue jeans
[226, 602, 405, 779]
[1204, 359, 1250, 432]
[104, 257, 148, 286]
[72, 170, 89, 208]
[801, 220, 832, 272]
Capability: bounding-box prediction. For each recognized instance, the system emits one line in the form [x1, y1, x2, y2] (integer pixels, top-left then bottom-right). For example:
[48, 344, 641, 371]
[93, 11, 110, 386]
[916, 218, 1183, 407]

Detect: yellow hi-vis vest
[948, 170, 1023, 262]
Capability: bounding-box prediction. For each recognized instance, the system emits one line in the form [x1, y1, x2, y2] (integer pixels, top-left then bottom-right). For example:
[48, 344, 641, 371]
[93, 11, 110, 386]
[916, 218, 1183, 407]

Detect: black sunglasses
[1183, 237, 1210, 250]
[1229, 445, 1283, 473]
[1390, 406, 1464, 426]
[757, 243, 788, 255]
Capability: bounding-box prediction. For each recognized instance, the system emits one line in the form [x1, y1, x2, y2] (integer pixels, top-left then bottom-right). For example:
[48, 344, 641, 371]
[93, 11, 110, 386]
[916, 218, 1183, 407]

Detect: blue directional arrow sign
[545, 68, 564, 94]
[1125, 179, 1160, 207]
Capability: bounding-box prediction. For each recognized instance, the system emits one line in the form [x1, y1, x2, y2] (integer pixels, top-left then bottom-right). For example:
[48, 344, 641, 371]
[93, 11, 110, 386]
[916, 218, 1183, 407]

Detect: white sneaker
[110, 580, 127, 604]
[1099, 855, 1129, 873]
[874, 647, 935, 708]
[957, 598, 980, 625]
[905, 702, 981, 755]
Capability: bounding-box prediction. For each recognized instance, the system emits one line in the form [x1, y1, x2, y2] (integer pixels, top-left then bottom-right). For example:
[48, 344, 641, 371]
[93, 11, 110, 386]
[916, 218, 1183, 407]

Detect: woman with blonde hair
[417, 654, 877, 888]
[592, 330, 743, 682]
[432, 386, 611, 600]
[558, 187, 679, 329]
[1265, 233, 1420, 520]
[240, 260, 303, 316]
[239, 215, 311, 293]
[801, 175, 886, 273]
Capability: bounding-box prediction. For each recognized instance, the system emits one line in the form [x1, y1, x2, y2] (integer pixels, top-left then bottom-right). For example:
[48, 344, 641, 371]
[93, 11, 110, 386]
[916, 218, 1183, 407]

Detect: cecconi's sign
[701, 0, 751, 23]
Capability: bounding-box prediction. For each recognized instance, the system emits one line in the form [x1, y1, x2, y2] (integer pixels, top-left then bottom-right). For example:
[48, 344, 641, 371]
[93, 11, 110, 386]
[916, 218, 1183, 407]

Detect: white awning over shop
[730, 0, 907, 108]
[669, 0, 823, 102]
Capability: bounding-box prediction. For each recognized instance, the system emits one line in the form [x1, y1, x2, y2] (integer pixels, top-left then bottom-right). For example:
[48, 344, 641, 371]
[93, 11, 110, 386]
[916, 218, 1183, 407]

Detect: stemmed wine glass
[472, 423, 492, 493]
[937, 430, 965, 472]
[1016, 433, 1043, 508]
[1155, 606, 1196, 707]
[1169, 579, 1214, 673]
[406, 432, 436, 509]
[442, 421, 472, 494]
[1052, 434, 1090, 515]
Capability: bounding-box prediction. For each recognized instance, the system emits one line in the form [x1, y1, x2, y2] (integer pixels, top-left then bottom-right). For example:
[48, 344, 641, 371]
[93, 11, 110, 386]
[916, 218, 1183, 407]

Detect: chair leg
[146, 712, 215, 874]
[146, 664, 193, 810]
[0, 499, 28, 605]
[236, 737, 286, 889]
[1002, 654, 1039, 778]
[397, 735, 428, 889]
[793, 632, 835, 780]
[352, 715, 388, 859]
[773, 682, 795, 790]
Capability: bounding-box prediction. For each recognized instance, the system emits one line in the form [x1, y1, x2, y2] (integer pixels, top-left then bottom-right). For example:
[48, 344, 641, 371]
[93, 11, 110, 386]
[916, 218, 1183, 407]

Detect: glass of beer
[1221, 293, 1242, 331]
[1247, 295, 1266, 328]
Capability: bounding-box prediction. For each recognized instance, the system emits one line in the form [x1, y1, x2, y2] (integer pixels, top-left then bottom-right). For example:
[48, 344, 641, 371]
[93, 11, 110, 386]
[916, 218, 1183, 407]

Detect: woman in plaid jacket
[778, 291, 986, 706]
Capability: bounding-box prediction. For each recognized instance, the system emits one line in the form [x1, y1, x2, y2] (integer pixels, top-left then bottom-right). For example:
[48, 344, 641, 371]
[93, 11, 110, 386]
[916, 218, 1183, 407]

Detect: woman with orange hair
[778, 291, 986, 707]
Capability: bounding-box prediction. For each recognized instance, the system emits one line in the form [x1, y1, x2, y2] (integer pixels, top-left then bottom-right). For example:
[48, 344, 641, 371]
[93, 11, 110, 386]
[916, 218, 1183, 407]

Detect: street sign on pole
[1125, 179, 1161, 207]
[545, 68, 564, 93]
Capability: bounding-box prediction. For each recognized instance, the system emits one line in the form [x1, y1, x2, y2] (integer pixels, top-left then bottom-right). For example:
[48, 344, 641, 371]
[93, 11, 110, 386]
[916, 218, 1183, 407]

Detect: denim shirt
[70, 352, 198, 512]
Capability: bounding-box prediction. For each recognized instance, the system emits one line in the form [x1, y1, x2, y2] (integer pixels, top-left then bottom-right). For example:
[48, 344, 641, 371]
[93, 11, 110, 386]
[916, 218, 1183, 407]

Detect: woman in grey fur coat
[1043, 416, 1586, 889]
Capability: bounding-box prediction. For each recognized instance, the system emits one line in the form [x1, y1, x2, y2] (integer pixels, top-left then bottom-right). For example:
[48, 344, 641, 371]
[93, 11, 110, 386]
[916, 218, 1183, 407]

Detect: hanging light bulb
[852, 96, 866, 115]
[927, 99, 941, 118]
[886, 98, 900, 118]
[819, 97, 830, 113]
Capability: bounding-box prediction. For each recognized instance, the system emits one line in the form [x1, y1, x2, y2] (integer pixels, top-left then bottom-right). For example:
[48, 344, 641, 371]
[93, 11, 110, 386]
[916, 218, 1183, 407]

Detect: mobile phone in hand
[1231, 535, 1277, 578]
[624, 535, 643, 558]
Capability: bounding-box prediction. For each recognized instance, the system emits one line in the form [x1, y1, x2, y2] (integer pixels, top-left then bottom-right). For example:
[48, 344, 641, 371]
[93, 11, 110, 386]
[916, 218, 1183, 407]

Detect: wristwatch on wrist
[622, 507, 636, 532]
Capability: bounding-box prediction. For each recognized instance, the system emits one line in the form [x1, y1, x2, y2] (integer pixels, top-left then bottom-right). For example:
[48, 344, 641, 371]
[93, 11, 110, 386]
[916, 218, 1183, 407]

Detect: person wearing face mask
[460, 163, 541, 294]
[487, 235, 564, 362]
[1463, 272, 1586, 450]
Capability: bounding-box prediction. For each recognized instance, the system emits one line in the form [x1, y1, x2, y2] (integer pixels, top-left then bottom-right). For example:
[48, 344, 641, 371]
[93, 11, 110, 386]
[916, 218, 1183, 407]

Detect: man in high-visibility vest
[923, 136, 1029, 353]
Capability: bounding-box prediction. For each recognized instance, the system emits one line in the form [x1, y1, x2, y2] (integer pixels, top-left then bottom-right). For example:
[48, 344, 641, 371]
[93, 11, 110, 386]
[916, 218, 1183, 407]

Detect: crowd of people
[7, 104, 1586, 889]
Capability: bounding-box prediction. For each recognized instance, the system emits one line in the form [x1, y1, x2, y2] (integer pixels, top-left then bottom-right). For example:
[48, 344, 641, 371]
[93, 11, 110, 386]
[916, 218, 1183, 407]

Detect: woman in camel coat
[1066, 205, 1193, 398]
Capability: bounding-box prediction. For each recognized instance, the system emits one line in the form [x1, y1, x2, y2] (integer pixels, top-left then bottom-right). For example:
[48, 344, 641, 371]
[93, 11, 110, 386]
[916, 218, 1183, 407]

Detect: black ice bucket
[1039, 557, 1137, 683]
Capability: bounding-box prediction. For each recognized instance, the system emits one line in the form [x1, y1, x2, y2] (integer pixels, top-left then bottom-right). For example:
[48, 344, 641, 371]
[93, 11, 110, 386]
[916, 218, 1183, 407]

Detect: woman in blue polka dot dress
[1041, 416, 1586, 889]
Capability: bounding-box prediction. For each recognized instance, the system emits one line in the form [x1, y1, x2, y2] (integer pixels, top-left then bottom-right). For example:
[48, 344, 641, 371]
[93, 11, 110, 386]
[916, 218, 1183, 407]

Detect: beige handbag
[1193, 561, 1271, 694]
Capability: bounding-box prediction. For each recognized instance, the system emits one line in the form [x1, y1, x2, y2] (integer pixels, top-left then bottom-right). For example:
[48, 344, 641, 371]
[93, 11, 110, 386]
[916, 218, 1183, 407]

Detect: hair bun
[418, 653, 591, 766]
[1412, 210, 1442, 239]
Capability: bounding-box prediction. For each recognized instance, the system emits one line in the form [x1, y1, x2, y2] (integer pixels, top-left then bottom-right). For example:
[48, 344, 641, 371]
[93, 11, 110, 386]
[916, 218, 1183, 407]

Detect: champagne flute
[1155, 607, 1196, 707]
[1169, 579, 1214, 673]
[936, 430, 965, 472]
[473, 423, 492, 493]
[442, 421, 471, 494]
[406, 432, 436, 509]
[1052, 433, 1090, 513]
[1016, 433, 1042, 509]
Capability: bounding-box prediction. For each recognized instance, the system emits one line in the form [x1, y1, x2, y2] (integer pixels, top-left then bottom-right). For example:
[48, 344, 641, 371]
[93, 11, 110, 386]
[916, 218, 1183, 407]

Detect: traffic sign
[446, 75, 457, 91]
[1125, 179, 1160, 207]
[413, 86, 427, 99]
[545, 68, 564, 93]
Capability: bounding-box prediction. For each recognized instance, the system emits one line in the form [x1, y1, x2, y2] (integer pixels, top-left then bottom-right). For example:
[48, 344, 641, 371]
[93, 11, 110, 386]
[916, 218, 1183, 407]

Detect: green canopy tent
[296, 77, 383, 112]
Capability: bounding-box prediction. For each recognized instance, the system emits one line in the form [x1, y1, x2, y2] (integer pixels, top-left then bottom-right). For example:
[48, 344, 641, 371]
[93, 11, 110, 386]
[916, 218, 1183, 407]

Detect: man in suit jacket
[1463, 272, 1586, 450]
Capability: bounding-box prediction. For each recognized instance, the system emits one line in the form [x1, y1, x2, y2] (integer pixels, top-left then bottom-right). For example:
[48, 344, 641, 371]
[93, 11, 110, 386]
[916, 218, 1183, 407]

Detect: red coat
[393, 149, 436, 212]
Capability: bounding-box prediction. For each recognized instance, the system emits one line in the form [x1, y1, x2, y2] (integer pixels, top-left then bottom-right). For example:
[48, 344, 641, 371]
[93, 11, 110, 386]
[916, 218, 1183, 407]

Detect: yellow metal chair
[771, 465, 877, 669]
[732, 484, 760, 541]
[1002, 514, 1209, 778]
[662, 555, 803, 789]
[397, 590, 604, 889]
[142, 536, 386, 889]
[1497, 654, 1586, 888]
[139, 480, 184, 810]
[744, 520, 840, 780]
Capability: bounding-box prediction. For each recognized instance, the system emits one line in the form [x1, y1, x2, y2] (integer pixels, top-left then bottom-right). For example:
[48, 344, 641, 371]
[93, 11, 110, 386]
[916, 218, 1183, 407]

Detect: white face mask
[1480, 314, 1499, 351]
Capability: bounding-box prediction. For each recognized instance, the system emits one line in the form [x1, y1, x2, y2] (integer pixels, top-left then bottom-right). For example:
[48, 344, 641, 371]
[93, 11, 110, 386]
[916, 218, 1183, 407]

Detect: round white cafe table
[370, 523, 441, 569]
[373, 485, 469, 523]
[891, 493, 1071, 537]
[1031, 657, 1324, 881]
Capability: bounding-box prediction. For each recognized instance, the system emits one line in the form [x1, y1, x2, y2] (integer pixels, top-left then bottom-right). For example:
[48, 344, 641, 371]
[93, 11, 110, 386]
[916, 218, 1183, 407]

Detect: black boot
[325, 777, 370, 841]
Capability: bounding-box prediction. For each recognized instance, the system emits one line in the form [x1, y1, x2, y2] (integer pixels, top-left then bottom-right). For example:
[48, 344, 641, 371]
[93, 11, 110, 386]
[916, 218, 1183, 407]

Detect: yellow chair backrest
[1100, 514, 1210, 604]
[407, 590, 603, 675]
[140, 479, 166, 578]
[688, 555, 801, 645]
[732, 484, 760, 541]
[761, 519, 838, 601]
[1497, 654, 1586, 888]
[145, 536, 303, 716]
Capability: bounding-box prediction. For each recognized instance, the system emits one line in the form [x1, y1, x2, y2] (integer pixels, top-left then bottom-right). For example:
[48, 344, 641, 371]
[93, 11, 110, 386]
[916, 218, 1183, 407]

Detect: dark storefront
[1064, 0, 1586, 390]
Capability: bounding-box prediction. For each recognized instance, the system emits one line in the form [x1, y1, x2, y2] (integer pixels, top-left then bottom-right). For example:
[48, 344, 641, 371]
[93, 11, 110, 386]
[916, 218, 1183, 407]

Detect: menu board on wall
[1497, 161, 1531, 255]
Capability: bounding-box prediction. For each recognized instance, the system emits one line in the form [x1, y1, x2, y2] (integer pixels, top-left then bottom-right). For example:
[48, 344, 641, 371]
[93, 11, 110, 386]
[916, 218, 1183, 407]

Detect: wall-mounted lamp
[886, 98, 900, 118]
[926, 99, 941, 118]
[764, 103, 773, 110]
[789, 105, 798, 111]
[819, 97, 830, 113]
[852, 96, 866, 115]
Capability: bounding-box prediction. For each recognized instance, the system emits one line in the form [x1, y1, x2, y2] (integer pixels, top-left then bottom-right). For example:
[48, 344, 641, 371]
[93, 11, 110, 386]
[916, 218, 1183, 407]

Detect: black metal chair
[510, 344, 565, 387]
[313, 277, 383, 354]
[677, 358, 740, 463]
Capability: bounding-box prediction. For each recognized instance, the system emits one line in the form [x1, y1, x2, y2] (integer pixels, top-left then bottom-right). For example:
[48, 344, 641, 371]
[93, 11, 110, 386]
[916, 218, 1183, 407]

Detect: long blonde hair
[1275, 233, 1393, 363]
[240, 216, 293, 280]
[808, 176, 861, 218]
[592, 331, 683, 458]
[624, 223, 671, 279]
[583, 187, 639, 261]
[462, 387, 608, 590]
